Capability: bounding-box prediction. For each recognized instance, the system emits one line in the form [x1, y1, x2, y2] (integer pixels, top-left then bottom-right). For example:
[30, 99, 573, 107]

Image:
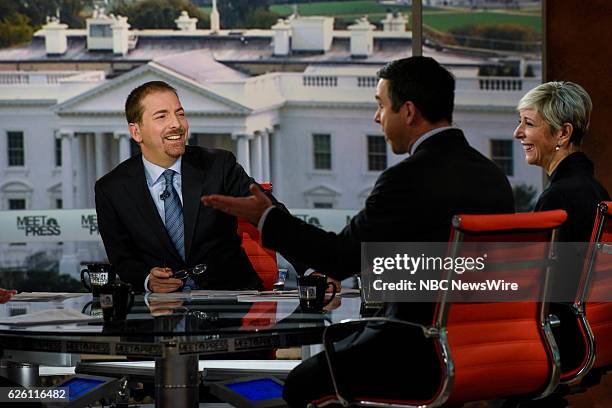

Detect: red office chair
[575, 201, 612, 375]
[241, 301, 278, 331]
[237, 182, 280, 291]
[317, 210, 567, 407]
[237, 183, 279, 358]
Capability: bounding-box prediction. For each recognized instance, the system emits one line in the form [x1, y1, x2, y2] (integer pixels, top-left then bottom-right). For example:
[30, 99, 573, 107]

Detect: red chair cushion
[447, 302, 550, 403]
[239, 223, 278, 291]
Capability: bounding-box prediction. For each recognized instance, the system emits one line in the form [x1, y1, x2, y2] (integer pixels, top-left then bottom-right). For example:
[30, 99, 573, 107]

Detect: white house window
[89, 24, 112, 38]
[313, 202, 333, 209]
[2, 181, 33, 210]
[367, 135, 387, 171]
[490, 139, 513, 176]
[304, 185, 340, 209]
[313, 134, 332, 170]
[7, 131, 25, 166]
[56, 198, 63, 209]
[191, 133, 236, 154]
[54, 137, 62, 167]
[8, 198, 26, 210]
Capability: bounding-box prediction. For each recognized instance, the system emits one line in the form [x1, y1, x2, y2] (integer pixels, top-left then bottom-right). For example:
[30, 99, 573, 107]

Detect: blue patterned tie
[162, 169, 185, 260]
[162, 170, 197, 291]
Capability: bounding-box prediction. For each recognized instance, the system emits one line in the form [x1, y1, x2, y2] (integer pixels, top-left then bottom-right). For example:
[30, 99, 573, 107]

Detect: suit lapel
[181, 152, 206, 261]
[123, 157, 182, 263]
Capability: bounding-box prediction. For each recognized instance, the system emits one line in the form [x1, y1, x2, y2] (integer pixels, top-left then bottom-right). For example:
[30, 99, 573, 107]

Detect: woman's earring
[555, 145, 560, 151]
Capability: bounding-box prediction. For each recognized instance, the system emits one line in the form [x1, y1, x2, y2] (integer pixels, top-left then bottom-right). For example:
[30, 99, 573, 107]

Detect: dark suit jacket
[263, 129, 515, 323]
[275, 129, 515, 404]
[535, 152, 610, 242]
[95, 146, 264, 292]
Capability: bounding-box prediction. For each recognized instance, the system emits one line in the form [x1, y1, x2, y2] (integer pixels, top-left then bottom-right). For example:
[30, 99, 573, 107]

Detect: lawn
[270, 1, 408, 17]
[424, 11, 541, 33]
[270, 1, 540, 33]
[203, 1, 541, 34]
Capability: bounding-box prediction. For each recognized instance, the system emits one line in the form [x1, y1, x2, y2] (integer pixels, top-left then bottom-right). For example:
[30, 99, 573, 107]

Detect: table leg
[154, 344, 198, 408]
[0, 361, 39, 387]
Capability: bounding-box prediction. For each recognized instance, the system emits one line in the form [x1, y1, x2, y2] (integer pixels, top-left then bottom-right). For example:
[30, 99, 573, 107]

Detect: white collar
[142, 155, 182, 187]
[409, 126, 454, 155]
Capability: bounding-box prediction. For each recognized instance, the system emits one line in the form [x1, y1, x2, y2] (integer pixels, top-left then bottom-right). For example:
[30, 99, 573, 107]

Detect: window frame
[366, 134, 388, 172]
[7, 130, 25, 168]
[313, 202, 334, 209]
[312, 133, 333, 172]
[54, 136, 62, 167]
[89, 24, 112, 38]
[8, 198, 26, 210]
[490, 138, 514, 177]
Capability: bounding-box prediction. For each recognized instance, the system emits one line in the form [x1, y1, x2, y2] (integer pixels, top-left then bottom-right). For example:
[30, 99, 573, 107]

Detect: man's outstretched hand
[202, 184, 273, 225]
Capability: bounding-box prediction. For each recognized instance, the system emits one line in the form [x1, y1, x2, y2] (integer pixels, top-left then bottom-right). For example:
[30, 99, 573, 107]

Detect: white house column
[94, 132, 109, 180]
[233, 133, 252, 175]
[270, 127, 282, 194]
[85, 133, 96, 207]
[75, 133, 88, 208]
[114, 131, 131, 164]
[60, 131, 75, 210]
[261, 129, 271, 182]
[252, 132, 264, 182]
[74, 133, 90, 262]
[58, 130, 79, 278]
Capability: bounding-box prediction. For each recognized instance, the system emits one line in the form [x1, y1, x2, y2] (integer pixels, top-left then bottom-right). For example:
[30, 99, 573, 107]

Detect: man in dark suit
[203, 57, 515, 406]
[96, 81, 276, 293]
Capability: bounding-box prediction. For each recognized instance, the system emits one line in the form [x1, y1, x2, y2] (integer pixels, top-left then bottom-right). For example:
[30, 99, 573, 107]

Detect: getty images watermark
[360, 242, 611, 303]
[371, 252, 519, 291]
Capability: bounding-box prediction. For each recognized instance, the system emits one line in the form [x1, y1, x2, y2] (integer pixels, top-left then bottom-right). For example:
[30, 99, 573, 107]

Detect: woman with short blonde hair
[515, 81, 609, 380]
[514, 81, 608, 241]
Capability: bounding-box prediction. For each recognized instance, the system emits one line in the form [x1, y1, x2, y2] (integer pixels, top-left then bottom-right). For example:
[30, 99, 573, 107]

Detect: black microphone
[160, 190, 170, 201]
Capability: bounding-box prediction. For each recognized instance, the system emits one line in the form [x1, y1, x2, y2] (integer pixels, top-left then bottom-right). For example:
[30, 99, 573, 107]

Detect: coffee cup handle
[80, 269, 92, 292]
[322, 281, 338, 307]
[81, 301, 92, 315]
[127, 292, 135, 313]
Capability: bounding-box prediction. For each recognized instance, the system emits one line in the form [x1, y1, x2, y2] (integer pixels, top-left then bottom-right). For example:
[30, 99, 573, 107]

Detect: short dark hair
[125, 81, 178, 124]
[377, 57, 455, 123]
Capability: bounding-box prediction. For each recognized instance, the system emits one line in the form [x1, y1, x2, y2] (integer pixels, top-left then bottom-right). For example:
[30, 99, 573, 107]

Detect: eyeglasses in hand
[173, 264, 207, 280]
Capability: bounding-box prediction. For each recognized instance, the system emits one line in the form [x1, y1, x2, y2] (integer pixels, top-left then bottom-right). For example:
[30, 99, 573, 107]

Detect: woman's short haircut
[377, 56, 455, 124]
[517, 81, 592, 146]
[125, 81, 178, 124]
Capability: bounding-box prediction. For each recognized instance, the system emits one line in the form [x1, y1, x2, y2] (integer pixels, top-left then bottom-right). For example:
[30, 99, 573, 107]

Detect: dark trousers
[284, 323, 441, 407]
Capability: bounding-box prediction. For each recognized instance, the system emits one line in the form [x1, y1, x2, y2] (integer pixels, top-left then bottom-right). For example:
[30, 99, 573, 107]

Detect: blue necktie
[162, 170, 197, 291]
[162, 169, 185, 260]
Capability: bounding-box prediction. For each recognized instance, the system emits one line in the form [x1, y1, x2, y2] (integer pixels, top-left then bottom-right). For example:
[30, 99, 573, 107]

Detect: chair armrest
[322, 317, 435, 406]
[548, 313, 561, 328]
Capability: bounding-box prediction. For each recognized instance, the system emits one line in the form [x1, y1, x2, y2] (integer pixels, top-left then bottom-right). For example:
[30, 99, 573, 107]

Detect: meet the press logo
[81, 214, 99, 235]
[16, 215, 61, 236]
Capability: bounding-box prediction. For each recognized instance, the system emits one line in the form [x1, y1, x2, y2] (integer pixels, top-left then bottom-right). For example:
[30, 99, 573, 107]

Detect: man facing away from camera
[203, 56, 515, 406]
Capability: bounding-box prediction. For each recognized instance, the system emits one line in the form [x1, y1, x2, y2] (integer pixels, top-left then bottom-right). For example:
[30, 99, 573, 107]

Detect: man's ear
[128, 122, 142, 143]
[402, 101, 417, 126]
